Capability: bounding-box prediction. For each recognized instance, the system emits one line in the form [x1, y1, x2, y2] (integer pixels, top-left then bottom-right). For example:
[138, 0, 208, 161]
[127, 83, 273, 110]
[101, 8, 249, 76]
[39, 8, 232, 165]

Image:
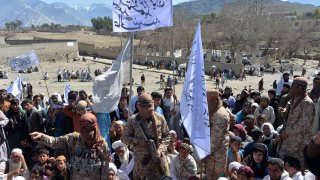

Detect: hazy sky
[42, 0, 189, 5]
[41, 0, 320, 6]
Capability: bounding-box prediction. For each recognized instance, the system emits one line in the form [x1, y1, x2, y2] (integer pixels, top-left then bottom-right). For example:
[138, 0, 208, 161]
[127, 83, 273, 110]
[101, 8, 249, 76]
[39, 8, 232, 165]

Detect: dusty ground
[4, 31, 140, 48]
[0, 31, 319, 98]
[0, 56, 319, 99]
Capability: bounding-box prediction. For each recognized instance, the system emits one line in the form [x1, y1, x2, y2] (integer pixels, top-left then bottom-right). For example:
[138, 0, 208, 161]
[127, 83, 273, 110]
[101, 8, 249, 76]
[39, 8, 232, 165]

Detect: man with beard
[278, 77, 314, 169]
[110, 120, 125, 143]
[205, 89, 230, 180]
[121, 93, 171, 179]
[30, 100, 109, 180]
[6, 99, 28, 149]
[308, 76, 320, 103]
[223, 86, 236, 112]
[278, 84, 291, 109]
[276, 72, 292, 96]
[0, 148, 29, 179]
[111, 140, 134, 180]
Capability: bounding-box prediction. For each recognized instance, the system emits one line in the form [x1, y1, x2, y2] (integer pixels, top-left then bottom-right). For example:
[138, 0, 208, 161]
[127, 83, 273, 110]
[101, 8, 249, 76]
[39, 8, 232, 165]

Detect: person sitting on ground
[261, 123, 278, 147]
[237, 166, 255, 180]
[244, 115, 260, 136]
[244, 143, 268, 179]
[236, 102, 252, 124]
[228, 136, 244, 165]
[283, 156, 303, 180]
[243, 129, 263, 158]
[263, 158, 292, 180]
[232, 124, 253, 149]
[170, 143, 197, 180]
[227, 162, 242, 179]
[255, 114, 267, 129]
[254, 95, 275, 125]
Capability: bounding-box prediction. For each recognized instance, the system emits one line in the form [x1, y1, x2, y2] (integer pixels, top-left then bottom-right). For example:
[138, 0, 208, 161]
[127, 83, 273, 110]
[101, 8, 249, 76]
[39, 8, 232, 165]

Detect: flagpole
[38, 63, 50, 97]
[128, 33, 134, 115]
[171, 29, 176, 108]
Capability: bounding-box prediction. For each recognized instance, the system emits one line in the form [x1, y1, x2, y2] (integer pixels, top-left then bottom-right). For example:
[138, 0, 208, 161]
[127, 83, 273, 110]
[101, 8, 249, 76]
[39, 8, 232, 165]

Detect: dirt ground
[0, 55, 319, 99]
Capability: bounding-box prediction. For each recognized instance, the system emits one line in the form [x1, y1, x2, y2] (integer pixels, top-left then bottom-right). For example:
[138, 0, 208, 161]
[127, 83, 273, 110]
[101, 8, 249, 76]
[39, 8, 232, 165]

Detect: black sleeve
[304, 141, 320, 177]
[109, 111, 118, 121]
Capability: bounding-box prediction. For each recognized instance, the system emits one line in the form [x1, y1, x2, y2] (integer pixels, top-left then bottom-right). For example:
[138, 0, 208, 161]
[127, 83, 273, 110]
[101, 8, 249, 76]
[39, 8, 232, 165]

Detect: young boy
[32, 149, 54, 172]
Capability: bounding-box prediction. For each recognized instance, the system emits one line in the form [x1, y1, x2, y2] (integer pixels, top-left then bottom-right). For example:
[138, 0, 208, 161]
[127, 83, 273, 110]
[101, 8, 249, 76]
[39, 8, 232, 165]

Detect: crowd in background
[0, 70, 320, 180]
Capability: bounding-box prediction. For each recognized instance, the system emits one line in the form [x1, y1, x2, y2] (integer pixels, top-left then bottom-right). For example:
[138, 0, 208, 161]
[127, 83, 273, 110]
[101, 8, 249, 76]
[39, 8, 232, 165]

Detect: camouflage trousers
[205, 145, 228, 180]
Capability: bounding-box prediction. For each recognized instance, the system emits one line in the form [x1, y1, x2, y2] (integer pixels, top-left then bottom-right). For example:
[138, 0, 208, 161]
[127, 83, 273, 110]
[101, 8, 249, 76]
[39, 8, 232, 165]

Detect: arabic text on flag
[112, 0, 173, 32]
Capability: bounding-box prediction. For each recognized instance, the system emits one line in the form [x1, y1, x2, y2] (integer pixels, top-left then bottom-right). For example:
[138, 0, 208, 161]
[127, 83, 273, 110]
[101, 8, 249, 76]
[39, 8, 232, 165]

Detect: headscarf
[237, 166, 254, 178]
[51, 92, 62, 102]
[233, 124, 247, 141]
[261, 122, 278, 140]
[228, 162, 243, 173]
[79, 113, 105, 155]
[245, 143, 268, 179]
[292, 77, 308, 90]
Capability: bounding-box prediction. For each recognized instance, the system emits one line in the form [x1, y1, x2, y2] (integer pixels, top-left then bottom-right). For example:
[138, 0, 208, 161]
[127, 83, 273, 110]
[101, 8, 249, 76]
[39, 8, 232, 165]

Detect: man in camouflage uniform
[30, 101, 109, 180]
[278, 77, 315, 168]
[205, 89, 230, 179]
[121, 93, 171, 179]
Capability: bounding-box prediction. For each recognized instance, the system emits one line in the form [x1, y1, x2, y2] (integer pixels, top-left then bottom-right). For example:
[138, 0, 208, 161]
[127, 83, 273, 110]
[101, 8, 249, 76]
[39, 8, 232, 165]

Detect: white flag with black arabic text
[180, 21, 211, 160]
[112, 0, 173, 32]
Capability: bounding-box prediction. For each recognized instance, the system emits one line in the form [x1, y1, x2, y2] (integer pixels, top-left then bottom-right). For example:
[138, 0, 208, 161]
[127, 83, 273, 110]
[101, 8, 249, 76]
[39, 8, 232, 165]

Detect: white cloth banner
[180, 21, 211, 160]
[7, 76, 22, 99]
[8, 50, 39, 71]
[92, 34, 132, 113]
[112, 0, 173, 32]
[64, 84, 72, 105]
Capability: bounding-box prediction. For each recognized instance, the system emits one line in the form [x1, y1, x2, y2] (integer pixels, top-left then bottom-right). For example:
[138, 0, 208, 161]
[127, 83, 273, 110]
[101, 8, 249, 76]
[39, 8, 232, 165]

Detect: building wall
[0, 41, 78, 62]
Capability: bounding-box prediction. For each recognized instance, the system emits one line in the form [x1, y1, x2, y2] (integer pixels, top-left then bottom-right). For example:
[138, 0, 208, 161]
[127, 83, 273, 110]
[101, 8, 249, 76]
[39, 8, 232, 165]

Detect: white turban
[108, 163, 118, 174]
[228, 162, 242, 173]
[112, 140, 127, 150]
[251, 103, 259, 108]
[11, 148, 23, 155]
[115, 120, 124, 125]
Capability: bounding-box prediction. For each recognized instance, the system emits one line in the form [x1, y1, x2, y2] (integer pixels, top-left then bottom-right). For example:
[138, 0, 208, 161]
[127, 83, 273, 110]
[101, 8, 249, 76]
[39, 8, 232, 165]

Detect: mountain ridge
[0, 0, 318, 27]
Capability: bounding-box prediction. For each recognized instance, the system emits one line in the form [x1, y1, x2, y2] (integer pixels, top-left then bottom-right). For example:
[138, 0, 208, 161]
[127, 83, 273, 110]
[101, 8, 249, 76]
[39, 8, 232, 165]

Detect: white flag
[180, 21, 211, 160]
[64, 84, 72, 105]
[92, 34, 132, 113]
[9, 50, 40, 71]
[7, 76, 22, 99]
[112, 0, 173, 32]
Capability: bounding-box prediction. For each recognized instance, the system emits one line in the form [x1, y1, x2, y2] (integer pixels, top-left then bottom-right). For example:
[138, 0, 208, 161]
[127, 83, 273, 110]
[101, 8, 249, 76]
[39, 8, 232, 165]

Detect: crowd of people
[56, 68, 93, 82]
[0, 70, 320, 180]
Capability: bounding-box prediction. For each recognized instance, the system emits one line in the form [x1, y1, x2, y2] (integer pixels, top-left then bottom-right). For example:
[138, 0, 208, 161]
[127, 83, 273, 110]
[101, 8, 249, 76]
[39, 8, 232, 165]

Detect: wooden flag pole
[128, 33, 134, 116]
[38, 62, 50, 97]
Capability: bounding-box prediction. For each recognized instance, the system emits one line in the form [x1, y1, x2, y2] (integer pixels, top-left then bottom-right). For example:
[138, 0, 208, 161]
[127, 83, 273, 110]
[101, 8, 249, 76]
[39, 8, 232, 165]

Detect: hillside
[174, 0, 318, 15]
